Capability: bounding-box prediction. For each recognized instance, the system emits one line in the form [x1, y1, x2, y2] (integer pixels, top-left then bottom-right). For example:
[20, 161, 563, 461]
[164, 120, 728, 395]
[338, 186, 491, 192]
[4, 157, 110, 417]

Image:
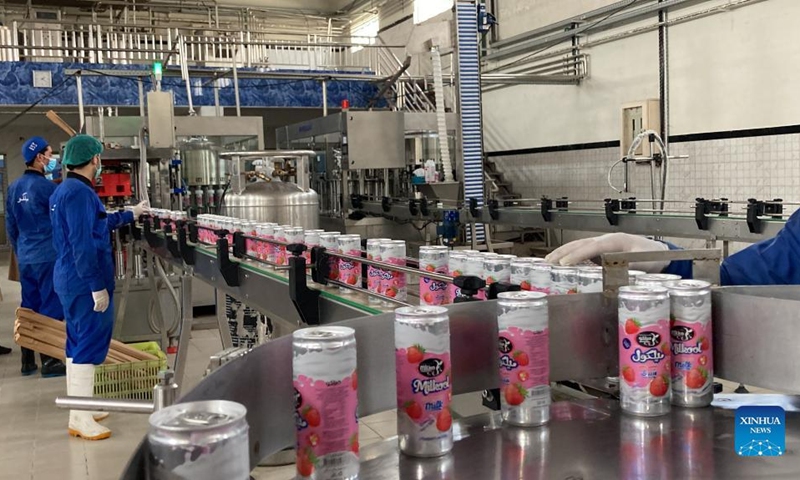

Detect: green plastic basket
[94, 341, 168, 400]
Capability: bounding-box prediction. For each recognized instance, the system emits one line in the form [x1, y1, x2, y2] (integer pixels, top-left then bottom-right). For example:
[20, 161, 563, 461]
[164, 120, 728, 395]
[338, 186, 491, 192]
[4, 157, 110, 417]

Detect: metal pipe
[55, 396, 154, 414]
[659, 0, 670, 214]
[322, 79, 328, 116]
[219, 150, 317, 158]
[76, 72, 85, 132]
[232, 50, 241, 117]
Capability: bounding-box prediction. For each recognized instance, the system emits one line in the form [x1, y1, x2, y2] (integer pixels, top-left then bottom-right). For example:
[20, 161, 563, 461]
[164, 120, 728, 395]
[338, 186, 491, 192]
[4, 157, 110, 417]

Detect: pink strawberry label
[396, 347, 452, 438]
[619, 317, 671, 397]
[339, 249, 361, 287]
[294, 371, 359, 478]
[367, 266, 382, 293]
[380, 257, 406, 300]
[420, 277, 449, 306]
[498, 327, 549, 409]
[670, 319, 713, 394]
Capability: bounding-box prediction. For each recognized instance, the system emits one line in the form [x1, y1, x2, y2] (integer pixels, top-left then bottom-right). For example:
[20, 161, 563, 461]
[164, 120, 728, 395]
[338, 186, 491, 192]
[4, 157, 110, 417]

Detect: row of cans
[291, 294, 553, 480]
[618, 279, 714, 417]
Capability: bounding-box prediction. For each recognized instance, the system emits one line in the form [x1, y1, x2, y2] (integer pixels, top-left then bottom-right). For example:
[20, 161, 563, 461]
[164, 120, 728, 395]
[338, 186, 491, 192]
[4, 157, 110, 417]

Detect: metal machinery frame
[276, 111, 461, 241]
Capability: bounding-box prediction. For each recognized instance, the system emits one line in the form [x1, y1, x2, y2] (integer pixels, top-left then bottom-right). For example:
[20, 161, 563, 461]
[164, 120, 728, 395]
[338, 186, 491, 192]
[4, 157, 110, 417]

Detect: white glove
[91, 289, 110, 313]
[126, 200, 150, 218]
[545, 233, 670, 273]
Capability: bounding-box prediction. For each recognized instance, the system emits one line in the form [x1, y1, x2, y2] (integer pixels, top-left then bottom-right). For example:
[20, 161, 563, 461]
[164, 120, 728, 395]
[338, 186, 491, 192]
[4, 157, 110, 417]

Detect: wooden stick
[14, 335, 66, 362]
[17, 308, 158, 361]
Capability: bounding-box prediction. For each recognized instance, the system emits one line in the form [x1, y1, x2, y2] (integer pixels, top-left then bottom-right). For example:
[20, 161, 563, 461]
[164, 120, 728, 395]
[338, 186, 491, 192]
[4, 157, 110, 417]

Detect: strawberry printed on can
[497, 291, 550, 427]
[379, 240, 407, 303]
[550, 265, 578, 295]
[293, 327, 359, 480]
[619, 286, 671, 417]
[666, 280, 713, 408]
[577, 266, 604, 293]
[394, 306, 452, 457]
[484, 257, 512, 286]
[337, 234, 362, 294]
[419, 246, 449, 306]
[319, 232, 341, 283]
[366, 238, 391, 305]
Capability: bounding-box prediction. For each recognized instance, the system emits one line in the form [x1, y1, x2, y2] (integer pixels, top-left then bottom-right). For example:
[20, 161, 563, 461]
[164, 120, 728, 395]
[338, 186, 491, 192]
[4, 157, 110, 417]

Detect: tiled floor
[0, 264, 397, 480]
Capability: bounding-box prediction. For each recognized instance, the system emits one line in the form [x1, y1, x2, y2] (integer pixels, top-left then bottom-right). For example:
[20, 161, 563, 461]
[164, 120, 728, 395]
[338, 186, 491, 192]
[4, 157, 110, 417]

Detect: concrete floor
[0, 264, 397, 480]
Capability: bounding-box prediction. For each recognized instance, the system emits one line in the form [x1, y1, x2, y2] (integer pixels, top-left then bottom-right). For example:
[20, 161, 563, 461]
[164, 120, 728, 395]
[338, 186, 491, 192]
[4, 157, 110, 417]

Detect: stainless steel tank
[180, 138, 227, 186]
[221, 181, 319, 229]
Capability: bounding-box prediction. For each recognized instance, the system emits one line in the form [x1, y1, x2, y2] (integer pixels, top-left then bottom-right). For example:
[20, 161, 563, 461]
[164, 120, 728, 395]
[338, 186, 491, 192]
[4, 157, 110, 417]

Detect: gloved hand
[126, 200, 150, 218]
[545, 233, 670, 273]
[91, 289, 110, 313]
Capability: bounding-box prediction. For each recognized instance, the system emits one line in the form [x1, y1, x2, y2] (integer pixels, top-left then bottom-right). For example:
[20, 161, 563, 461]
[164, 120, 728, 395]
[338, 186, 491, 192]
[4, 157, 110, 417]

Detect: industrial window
[351, 15, 379, 52]
[414, 0, 454, 24]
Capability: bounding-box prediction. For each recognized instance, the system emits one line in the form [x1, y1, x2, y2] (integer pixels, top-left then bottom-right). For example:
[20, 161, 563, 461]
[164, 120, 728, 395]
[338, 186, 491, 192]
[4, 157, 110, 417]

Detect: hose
[607, 157, 625, 193]
[154, 257, 181, 336]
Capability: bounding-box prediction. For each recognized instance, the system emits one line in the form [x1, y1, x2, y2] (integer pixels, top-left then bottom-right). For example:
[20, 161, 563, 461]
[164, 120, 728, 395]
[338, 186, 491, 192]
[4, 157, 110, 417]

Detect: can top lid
[628, 270, 646, 277]
[619, 285, 669, 295]
[339, 234, 361, 239]
[419, 245, 448, 252]
[293, 326, 355, 341]
[665, 279, 712, 293]
[381, 239, 406, 245]
[395, 305, 448, 317]
[319, 231, 341, 236]
[531, 261, 553, 270]
[149, 400, 247, 432]
[366, 238, 391, 245]
[498, 291, 547, 301]
[636, 273, 682, 285]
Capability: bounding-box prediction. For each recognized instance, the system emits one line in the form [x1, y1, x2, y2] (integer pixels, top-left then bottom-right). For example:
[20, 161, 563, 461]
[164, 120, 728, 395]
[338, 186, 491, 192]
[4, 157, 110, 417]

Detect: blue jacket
[662, 208, 800, 285]
[6, 170, 57, 264]
[50, 173, 133, 296]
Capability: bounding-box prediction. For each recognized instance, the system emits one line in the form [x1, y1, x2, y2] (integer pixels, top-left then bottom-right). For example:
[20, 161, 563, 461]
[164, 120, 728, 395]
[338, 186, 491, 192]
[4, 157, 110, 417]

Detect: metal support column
[173, 272, 193, 396]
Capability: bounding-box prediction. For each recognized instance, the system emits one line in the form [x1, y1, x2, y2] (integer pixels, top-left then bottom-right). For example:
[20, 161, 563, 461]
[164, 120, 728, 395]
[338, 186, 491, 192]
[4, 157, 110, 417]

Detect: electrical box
[621, 99, 660, 158]
[147, 91, 176, 148]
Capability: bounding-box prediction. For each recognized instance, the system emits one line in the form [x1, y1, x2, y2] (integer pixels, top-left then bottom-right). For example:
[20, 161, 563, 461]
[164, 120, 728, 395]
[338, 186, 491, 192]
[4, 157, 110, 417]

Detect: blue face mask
[44, 158, 57, 173]
[95, 159, 103, 180]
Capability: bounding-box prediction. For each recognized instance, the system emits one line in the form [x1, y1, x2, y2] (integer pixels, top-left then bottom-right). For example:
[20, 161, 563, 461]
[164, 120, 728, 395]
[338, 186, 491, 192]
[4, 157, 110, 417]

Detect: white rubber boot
[66, 359, 109, 422]
[68, 363, 111, 441]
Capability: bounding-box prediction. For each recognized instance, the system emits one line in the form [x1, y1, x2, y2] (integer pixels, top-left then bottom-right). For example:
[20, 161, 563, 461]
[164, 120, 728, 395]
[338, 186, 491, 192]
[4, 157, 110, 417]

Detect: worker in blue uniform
[6, 136, 66, 377]
[546, 209, 800, 285]
[50, 134, 148, 441]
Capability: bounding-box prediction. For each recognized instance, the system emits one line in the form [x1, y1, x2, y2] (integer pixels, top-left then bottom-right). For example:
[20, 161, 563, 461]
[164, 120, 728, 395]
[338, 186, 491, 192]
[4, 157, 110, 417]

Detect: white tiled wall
[491, 134, 800, 248]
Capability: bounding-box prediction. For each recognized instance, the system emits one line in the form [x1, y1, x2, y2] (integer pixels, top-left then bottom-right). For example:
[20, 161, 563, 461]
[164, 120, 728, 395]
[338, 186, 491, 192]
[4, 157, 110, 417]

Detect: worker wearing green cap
[49, 134, 148, 440]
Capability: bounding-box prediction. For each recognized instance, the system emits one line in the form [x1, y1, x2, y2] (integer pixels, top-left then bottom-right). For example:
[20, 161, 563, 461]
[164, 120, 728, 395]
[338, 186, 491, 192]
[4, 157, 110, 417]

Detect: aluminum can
[303, 229, 325, 264]
[636, 273, 682, 287]
[619, 286, 671, 416]
[148, 400, 249, 480]
[337, 234, 362, 294]
[577, 266, 603, 293]
[419, 246, 449, 306]
[484, 257, 512, 286]
[366, 238, 391, 305]
[666, 280, 713, 407]
[319, 232, 341, 283]
[293, 327, 359, 480]
[529, 262, 552, 294]
[379, 240, 407, 304]
[448, 252, 468, 302]
[549, 265, 578, 295]
[497, 291, 550, 427]
[395, 306, 452, 457]
[271, 226, 286, 265]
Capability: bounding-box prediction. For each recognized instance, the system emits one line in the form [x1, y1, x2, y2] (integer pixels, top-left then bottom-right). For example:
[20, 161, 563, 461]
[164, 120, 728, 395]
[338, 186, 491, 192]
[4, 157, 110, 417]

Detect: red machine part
[95, 172, 132, 198]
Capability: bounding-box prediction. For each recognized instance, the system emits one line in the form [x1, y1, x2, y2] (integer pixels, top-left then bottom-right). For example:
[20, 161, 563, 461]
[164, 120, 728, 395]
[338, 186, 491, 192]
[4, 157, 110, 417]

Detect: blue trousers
[20, 262, 63, 364]
[20, 262, 63, 319]
[59, 292, 115, 365]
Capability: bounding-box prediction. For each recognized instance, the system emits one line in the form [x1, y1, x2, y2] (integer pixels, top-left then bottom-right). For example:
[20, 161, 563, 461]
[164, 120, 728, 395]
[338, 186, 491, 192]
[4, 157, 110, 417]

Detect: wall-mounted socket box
[621, 99, 661, 158]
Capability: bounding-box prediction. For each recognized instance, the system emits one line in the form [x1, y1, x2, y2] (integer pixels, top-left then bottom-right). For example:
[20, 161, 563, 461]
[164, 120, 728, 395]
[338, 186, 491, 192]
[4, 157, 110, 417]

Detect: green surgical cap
[62, 134, 103, 166]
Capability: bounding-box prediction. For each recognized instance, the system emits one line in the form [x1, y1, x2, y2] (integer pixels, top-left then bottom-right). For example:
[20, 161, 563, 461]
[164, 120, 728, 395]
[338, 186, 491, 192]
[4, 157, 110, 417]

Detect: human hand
[91, 289, 110, 313]
[545, 233, 670, 273]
